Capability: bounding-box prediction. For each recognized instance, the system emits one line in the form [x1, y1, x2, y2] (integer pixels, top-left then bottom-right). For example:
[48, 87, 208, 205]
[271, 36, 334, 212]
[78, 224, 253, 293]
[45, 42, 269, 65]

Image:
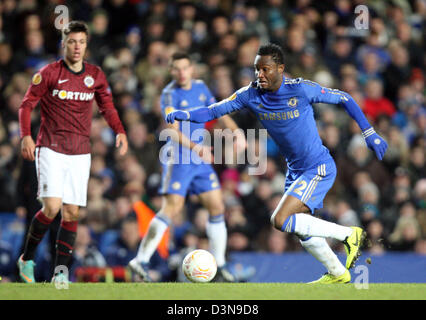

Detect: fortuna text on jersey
[52, 89, 94, 101]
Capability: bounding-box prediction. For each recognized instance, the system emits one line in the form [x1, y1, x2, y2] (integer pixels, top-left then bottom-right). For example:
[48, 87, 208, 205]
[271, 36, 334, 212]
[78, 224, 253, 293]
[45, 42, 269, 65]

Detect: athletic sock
[54, 220, 78, 271]
[299, 236, 347, 277]
[282, 213, 353, 241]
[22, 210, 54, 261]
[206, 214, 227, 268]
[136, 213, 170, 264]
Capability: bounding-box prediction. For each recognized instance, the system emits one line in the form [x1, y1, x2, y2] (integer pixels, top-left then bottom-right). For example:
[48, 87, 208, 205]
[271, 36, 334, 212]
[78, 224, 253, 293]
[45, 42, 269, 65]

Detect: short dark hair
[257, 43, 284, 65]
[171, 52, 191, 63]
[62, 21, 89, 40]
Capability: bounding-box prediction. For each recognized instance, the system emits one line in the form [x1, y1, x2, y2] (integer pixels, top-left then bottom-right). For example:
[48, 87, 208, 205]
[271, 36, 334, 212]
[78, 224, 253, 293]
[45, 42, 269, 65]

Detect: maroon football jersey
[19, 59, 125, 155]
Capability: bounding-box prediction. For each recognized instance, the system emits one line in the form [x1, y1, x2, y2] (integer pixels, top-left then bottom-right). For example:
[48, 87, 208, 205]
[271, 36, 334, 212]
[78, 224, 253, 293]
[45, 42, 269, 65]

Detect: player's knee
[42, 202, 61, 218]
[270, 212, 284, 230]
[162, 201, 183, 218]
[208, 202, 225, 216]
[271, 211, 294, 232]
[62, 205, 79, 221]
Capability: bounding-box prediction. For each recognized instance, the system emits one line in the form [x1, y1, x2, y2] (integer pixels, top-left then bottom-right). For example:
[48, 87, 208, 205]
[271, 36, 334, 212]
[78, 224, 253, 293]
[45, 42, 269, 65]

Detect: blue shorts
[284, 160, 337, 213]
[159, 163, 220, 196]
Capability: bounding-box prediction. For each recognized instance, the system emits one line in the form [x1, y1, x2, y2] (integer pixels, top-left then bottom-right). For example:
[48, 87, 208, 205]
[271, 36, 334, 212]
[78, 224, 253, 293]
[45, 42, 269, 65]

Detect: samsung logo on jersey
[258, 109, 300, 121]
[52, 89, 94, 101]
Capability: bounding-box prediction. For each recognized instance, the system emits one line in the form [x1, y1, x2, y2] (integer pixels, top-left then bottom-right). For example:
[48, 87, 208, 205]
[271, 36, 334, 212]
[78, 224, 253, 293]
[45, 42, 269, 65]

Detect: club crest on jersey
[84, 75, 94, 88]
[199, 93, 206, 102]
[32, 73, 42, 85]
[180, 100, 188, 107]
[172, 182, 181, 190]
[288, 97, 298, 107]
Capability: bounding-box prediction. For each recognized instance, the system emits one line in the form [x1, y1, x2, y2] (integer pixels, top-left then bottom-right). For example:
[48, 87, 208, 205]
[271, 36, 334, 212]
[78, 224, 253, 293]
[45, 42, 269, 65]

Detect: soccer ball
[182, 249, 217, 283]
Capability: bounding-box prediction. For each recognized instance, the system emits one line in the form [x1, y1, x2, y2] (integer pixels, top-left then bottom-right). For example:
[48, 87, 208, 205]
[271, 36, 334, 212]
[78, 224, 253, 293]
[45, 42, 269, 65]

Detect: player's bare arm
[167, 121, 213, 164]
[21, 136, 36, 161]
[218, 114, 247, 152]
[116, 133, 128, 156]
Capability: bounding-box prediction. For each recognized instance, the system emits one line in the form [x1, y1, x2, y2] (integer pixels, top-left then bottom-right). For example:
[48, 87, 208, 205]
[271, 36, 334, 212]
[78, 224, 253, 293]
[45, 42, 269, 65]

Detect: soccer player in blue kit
[128, 52, 246, 282]
[166, 44, 388, 283]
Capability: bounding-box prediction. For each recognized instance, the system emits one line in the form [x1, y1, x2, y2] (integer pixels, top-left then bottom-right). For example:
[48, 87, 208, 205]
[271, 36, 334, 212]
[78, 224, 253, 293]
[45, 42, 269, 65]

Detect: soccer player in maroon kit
[17, 21, 128, 284]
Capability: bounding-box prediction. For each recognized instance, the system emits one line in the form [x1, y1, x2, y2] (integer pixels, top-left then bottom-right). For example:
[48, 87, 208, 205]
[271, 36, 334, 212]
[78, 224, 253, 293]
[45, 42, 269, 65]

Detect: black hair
[257, 43, 284, 65]
[171, 52, 191, 63]
[62, 21, 89, 40]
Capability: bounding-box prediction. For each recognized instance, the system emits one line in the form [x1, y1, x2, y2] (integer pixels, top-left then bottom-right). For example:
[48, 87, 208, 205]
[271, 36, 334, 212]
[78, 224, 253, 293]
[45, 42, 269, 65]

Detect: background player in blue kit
[128, 52, 246, 282]
[167, 44, 388, 283]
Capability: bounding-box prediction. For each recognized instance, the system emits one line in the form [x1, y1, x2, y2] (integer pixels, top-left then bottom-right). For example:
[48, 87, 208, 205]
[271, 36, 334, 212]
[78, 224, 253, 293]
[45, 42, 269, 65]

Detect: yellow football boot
[308, 270, 351, 284]
[343, 226, 366, 269]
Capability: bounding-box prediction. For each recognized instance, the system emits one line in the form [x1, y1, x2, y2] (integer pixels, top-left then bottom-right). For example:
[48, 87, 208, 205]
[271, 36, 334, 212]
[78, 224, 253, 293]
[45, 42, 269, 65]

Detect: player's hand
[21, 136, 36, 161]
[362, 128, 388, 161]
[116, 133, 128, 156]
[166, 110, 190, 124]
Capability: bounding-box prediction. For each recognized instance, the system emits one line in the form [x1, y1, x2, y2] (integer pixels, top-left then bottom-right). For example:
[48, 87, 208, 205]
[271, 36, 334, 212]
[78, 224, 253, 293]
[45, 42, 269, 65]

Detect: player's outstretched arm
[165, 108, 210, 124]
[166, 88, 249, 124]
[340, 96, 388, 160]
[302, 81, 388, 161]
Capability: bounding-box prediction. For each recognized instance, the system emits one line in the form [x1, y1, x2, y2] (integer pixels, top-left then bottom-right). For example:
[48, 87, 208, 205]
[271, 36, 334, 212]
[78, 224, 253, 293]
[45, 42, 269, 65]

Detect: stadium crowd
[0, 0, 425, 282]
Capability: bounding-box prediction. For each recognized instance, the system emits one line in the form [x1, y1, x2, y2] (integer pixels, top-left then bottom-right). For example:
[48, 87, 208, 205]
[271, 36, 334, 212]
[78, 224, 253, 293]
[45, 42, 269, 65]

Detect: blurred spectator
[358, 52, 383, 85]
[324, 36, 354, 77]
[363, 79, 396, 123]
[395, 21, 424, 69]
[382, 41, 412, 104]
[85, 176, 113, 234]
[87, 9, 111, 66]
[382, 126, 410, 172]
[0, 239, 15, 282]
[70, 223, 107, 281]
[283, 27, 307, 69]
[414, 238, 426, 255]
[267, 227, 291, 253]
[337, 134, 391, 200]
[127, 121, 160, 175]
[389, 201, 422, 251]
[105, 217, 141, 266]
[333, 200, 361, 227]
[105, 217, 170, 281]
[365, 219, 387, 254]
[407, 146, 425, 185]
[289, 46, 329, 81]
[109, 195, 136, 230]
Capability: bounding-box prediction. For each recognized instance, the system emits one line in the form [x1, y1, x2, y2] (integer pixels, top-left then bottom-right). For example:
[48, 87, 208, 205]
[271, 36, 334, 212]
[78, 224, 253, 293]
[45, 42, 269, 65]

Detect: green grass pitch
[1, 283, 425, 300]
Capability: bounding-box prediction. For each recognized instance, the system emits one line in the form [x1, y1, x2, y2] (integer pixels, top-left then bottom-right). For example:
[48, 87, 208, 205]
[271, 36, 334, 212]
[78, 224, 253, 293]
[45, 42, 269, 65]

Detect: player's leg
[128, 194, 184, 281]
[51, 203, 79, 282]
[136, 194, 184, 264]
[270, 194, 350, 282]
[129, 161, 193, 281]
[50, 151, 90, 283]
[18, 147, 65, 283]
[270, 193, 353, 241]
[197, 189, 227, 267]
[271, 162, 363, 281]
[18, 197, 62, 283]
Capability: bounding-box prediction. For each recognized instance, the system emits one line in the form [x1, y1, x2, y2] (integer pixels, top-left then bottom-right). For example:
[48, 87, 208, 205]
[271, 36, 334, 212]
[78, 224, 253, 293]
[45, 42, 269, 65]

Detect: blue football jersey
[161, 79, 216, 163]
[206, 77, 349, 171]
